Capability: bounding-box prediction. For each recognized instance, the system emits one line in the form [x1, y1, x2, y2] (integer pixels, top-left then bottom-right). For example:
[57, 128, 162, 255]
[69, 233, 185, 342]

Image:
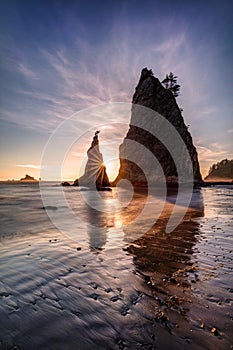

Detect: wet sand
[0, 186, 232, 349]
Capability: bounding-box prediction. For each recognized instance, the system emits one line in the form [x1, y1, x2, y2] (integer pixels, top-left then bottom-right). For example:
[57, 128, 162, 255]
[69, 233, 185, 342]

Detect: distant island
[19, 174, 38, 182]
[4, 174, 39, 183]
[205, 159, 233, 182]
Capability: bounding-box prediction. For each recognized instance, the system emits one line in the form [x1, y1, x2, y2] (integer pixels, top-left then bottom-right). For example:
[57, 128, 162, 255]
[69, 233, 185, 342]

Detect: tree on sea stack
[162, 72, 181, 97]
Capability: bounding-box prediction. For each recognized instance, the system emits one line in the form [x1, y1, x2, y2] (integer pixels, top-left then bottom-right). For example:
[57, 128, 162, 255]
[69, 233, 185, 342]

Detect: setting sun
[105, 159, 119, 181]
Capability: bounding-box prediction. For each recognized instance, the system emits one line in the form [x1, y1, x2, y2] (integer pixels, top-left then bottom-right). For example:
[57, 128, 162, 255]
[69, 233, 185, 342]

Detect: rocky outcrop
[73, 131, 111, 190]
[113, 68, 202, 187]
[19, 174, 38, 182]
[205, 159, 233, 181]
[62, 181, 71, 186]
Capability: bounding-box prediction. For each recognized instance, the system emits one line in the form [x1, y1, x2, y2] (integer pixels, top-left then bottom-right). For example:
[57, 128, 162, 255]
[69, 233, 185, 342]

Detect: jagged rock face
[114, 68, 202, 186]
[73, 131, 111, 189]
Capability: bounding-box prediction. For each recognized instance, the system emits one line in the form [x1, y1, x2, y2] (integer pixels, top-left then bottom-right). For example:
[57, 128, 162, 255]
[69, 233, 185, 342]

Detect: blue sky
[0, 0, 232, 180]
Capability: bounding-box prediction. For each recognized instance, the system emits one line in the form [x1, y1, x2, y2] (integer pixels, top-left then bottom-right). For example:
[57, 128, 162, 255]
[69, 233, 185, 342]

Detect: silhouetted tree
[162, 72, 181, 97]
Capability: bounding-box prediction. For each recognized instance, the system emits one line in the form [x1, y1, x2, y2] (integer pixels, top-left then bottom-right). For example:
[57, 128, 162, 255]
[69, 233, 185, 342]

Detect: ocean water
[0, 183, 232, 349]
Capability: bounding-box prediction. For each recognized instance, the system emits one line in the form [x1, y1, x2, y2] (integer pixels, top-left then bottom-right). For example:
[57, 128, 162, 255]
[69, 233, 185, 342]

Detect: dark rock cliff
[113, 68, 202, 187]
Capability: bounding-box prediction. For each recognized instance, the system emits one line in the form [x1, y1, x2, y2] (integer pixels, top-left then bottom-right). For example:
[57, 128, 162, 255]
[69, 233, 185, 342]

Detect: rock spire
[113, 68, 202, 187]
[73, 131, 111, 190]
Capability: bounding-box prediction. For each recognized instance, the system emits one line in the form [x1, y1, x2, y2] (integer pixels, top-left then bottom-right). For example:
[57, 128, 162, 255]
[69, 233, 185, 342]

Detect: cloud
[153, 34, 185, 54]
[72, 151, 86, 158]
[196, 143, 227, 162]
[18, 63, 38, 80]
[16, 164, 42, 169]
[200, 107, 219, 115]
[196, 142, 230, 177]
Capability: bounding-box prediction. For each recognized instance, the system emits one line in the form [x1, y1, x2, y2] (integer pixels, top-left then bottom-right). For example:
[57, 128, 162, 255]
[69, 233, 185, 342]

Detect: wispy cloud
[153, 34, 185, 54]
[0, 16, 192, 133]
[197, 143, 227, 162]
[72, 152, 85, 158]
[200, 107, 219, 116]
[196, 142, 229, 177]
[16, 164, 42, 169]
[18, 63, 38, 80]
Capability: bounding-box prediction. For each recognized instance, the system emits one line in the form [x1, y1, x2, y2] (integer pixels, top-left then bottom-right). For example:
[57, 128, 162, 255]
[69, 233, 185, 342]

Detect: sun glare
[105, 159, 119, 181]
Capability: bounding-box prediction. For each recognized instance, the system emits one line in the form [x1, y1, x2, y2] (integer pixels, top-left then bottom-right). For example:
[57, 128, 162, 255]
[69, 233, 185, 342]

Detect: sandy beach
[0, 184, 232, 349]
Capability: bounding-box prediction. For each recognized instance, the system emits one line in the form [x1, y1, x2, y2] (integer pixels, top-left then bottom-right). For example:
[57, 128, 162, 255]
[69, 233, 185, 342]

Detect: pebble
[155, 311, 168, 322]
[121, 306, 129, 316]
[187, 265, 196, 272]
[110, 295, 120, 302]
[211, 327, 219, 336]
[90, 282, 98, 289]
[117, 339, 125, 349]
[90, 293, 99, 300]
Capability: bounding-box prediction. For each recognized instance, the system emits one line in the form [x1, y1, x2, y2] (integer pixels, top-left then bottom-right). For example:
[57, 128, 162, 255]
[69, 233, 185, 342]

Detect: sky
[0, 0, 232, 180]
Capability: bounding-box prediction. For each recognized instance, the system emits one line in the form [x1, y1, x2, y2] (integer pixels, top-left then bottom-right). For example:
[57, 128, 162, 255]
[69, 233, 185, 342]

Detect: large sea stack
[73, 131, 111, 190]
[113, 68, 202, 187]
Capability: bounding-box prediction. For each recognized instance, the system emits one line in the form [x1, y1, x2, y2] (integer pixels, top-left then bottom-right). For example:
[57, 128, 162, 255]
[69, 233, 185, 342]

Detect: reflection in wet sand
[121, 190, 204, 327]
[86, 206, 109, 251]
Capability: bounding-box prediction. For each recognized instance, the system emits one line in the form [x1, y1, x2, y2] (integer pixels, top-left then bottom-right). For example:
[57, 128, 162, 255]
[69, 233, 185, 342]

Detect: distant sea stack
[19, 174, 38, 182]
[113, 68, 202, 187]
[205, 159, 233, 181]
[73, 131, 111, 190]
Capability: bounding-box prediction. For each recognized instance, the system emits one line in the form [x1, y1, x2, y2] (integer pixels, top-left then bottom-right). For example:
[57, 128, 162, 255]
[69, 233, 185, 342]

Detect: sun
[105, 159, 119, 181]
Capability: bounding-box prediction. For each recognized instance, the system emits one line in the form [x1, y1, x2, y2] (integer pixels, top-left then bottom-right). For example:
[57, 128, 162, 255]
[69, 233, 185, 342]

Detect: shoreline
[1, 179, 232, 188]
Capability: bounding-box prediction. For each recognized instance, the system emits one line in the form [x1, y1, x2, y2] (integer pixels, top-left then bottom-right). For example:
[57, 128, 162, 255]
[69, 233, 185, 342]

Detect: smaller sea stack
[73, 131, 111, 190]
